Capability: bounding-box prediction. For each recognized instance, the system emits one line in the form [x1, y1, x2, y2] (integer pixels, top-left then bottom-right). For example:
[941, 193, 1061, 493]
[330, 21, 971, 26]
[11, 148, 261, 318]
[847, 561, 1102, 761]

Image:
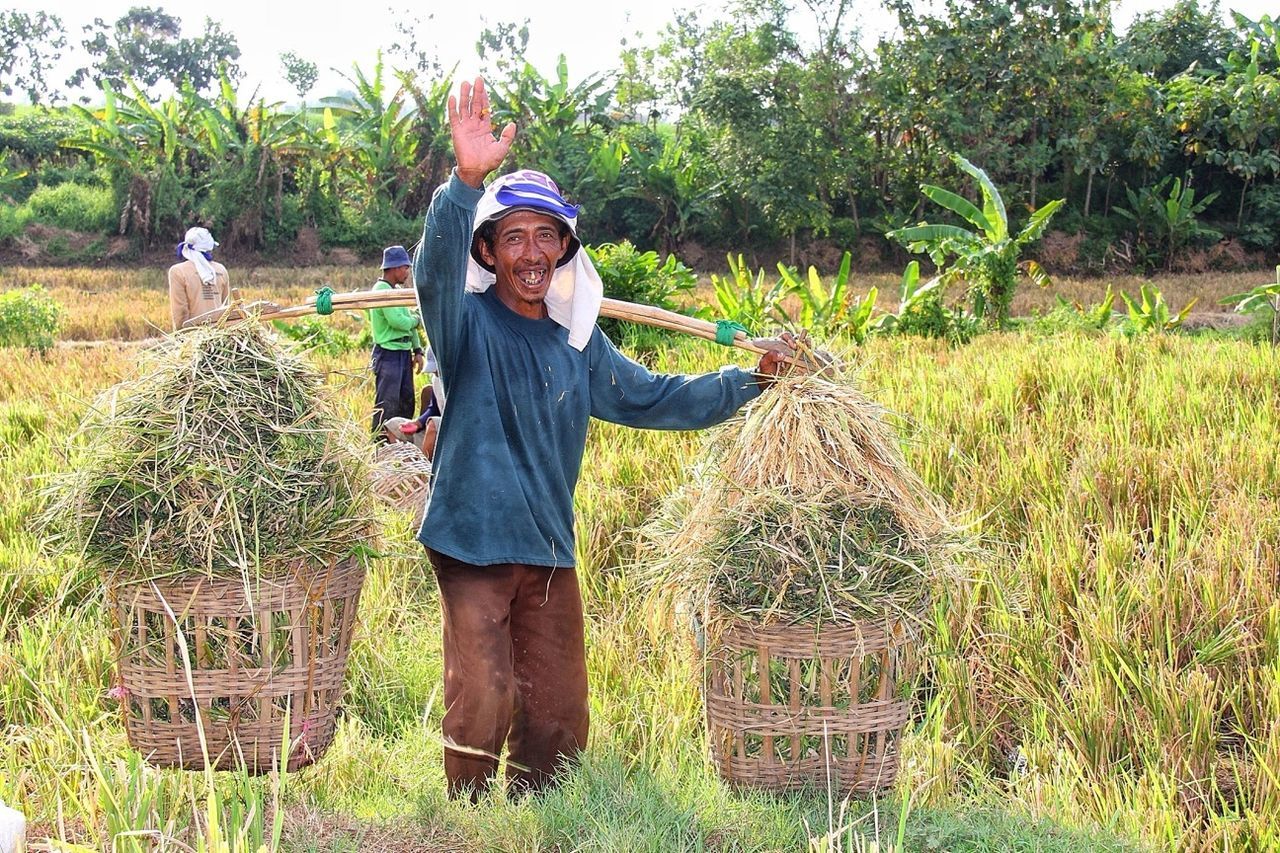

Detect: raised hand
[448, 77, 516, 188]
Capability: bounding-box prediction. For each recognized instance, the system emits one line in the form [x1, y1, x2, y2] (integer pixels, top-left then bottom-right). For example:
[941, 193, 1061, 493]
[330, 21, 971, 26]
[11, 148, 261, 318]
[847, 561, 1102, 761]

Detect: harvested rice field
[2, 268, 1278, 851]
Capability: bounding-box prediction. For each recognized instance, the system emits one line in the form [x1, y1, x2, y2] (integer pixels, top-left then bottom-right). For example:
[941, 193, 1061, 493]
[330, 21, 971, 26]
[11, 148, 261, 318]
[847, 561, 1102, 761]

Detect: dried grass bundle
[712, 374, 946, 539]
[46, 321, 377, 582]
[643, 371, 953, 627]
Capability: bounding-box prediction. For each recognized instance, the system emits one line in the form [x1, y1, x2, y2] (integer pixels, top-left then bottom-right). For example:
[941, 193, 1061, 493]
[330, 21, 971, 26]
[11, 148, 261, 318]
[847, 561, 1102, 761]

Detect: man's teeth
[519, 270, 545, 285]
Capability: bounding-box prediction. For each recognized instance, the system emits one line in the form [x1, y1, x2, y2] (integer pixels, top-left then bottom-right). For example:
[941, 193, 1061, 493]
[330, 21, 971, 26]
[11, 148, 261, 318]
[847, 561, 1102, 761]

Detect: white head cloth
[463, 170, 603, 352]
[180, 226, 219, 285]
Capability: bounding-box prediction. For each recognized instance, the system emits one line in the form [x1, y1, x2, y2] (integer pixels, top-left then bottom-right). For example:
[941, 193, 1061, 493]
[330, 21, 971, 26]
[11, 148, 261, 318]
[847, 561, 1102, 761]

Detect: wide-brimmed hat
[381, 245, 412, 269]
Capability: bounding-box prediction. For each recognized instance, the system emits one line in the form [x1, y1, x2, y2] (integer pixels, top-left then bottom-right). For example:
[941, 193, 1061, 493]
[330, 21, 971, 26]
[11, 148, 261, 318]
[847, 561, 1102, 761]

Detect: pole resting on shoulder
[714, 319, 750, 347]
[315, 287, 335, 316]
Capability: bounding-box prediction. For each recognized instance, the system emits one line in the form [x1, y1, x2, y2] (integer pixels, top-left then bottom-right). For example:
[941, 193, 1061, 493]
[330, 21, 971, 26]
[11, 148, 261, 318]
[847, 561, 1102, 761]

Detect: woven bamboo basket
[371, 441, 432, 523]
[109, 557, 365, 773]
[705, 613, 919, 793]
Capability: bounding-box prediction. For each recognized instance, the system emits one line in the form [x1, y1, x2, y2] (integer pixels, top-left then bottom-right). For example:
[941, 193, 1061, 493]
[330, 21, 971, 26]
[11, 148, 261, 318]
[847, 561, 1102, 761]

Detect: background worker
[370, 245, 425, 439]
[168, 226, 230, 330]
[383, 346, 445, 456]
[413, 77, 796, 801]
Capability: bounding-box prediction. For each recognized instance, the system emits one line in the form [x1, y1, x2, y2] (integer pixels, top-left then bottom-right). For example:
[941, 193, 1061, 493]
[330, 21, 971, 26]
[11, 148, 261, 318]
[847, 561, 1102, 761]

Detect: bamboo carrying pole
[187, 287, 824, 369]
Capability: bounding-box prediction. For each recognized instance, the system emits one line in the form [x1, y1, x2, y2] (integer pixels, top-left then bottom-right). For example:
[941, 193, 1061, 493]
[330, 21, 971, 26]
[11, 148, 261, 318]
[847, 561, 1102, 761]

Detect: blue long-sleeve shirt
[413, 172, 763, 568]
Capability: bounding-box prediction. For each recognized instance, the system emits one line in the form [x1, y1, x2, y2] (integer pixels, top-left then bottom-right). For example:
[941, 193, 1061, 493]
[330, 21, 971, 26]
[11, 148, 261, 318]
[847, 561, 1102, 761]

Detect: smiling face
[477, 210, 571, 320]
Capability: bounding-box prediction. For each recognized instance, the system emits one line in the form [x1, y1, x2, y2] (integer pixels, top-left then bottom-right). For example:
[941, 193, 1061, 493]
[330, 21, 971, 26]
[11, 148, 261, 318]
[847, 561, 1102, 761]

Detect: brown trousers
[428, 549, 590, 800]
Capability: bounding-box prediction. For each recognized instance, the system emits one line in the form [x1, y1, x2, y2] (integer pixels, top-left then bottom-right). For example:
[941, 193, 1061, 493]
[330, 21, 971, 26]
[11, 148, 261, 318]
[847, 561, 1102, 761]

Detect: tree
[68, 7, 241, 97]
[320, 52, 421, 213]
[1120, 0, 1241, 81]
[0, 11, 67, 104]
[869, 0, 1110, 215]
[279, 52, 318, 101]
[388, 9, 443, 77]
[659, 0, 866, 255]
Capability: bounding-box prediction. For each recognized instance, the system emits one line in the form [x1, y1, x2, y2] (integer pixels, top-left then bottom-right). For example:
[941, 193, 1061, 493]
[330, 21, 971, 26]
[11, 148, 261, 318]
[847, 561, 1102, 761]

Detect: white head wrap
[180, 226, 219, 285]
[464, 170, 603, 352]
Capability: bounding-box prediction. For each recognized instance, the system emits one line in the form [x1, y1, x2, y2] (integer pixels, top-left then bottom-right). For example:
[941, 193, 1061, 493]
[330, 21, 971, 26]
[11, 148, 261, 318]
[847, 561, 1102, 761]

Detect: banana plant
[844, 286, 881, 345]
[63, 78, 193, 242]
[1115, 175, 1222, 271]
[191, 71, 312, 249]
[1223, 265, 1280, 345]
[488, 54, 611, 177]
[776, 251, 852, 334]
[887, 153, 1064, 327]
[1119, 283, 1197, 336]
[711, 254, 787, 333]
[321, 52, 420, 212]
[0, 161, 26, 198]
[623, 133, 724, 254]
[397, 71, 455, 213]
[875, 261, 943, 334]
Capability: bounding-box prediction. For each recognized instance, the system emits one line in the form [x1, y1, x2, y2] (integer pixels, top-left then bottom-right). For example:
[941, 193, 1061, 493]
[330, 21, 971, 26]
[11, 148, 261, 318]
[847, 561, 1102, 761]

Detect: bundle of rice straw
[47, 321, 377, 583]
[643, 371, 952, 628]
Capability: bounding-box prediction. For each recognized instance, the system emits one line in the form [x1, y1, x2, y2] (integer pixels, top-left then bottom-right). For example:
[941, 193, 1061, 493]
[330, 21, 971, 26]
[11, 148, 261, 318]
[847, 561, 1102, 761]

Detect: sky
[8, 0, 1277, 105]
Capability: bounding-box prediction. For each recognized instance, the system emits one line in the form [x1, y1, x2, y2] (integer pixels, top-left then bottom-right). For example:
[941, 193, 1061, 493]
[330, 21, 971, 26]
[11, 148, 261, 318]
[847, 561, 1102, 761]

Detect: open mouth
[517, 269, 548, 289]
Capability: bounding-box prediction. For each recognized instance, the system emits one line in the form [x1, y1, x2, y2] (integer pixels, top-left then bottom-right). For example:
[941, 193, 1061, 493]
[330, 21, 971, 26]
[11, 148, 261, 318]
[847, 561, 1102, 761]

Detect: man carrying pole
[413, 77, 796, 801]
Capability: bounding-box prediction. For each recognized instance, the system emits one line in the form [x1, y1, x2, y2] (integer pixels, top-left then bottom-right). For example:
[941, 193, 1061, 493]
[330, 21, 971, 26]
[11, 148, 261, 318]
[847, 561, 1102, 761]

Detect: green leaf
[904, 275, 944, 310]
[900, 261, 920, 301]
[888, 224, 974, 244]
[920, 185, 995, 235]
[951, 154, 1008, 240]
[1015, 198, 1066, 244]
[1121, 290, 1144, 326]
[1171, 297, 1199, 327]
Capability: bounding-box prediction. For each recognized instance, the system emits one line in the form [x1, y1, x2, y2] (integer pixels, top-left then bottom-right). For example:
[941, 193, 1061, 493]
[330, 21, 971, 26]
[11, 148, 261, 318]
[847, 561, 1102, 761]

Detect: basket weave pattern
[706, 615, 917, 792]
[110, 558, 365, 772]
[371, 441, 432, 521]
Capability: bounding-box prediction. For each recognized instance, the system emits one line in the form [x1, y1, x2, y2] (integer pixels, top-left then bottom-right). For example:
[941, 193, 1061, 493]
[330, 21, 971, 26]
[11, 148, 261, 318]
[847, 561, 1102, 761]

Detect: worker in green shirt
[370, 245, 425, 439]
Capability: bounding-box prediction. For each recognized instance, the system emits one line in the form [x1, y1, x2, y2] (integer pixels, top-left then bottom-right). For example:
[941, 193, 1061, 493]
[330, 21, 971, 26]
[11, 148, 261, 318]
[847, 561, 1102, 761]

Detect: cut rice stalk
[44, 321, 378, 583]
[640, 370, 956, 629]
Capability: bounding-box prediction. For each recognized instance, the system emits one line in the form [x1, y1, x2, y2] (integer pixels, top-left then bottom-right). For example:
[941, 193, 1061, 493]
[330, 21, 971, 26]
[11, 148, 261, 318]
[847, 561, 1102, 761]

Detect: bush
[271, 316, 363, 357]
[586, 240, 698, 340]
[892, 295, 980, 344]
[23, 182, 115, 232]
[0, 113, 84, 161]
[317, 205, 418, 255]
[0, 203, 31, 241]
[1022, 288, 1118, 335]
[824, 216, 861, 248]
[1237, 183, 1280, 252]
[0, 285, 63, 354]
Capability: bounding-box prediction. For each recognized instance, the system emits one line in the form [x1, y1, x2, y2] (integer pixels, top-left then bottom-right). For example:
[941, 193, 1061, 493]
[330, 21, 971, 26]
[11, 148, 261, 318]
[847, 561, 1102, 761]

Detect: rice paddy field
[2, 266, 1279, 851]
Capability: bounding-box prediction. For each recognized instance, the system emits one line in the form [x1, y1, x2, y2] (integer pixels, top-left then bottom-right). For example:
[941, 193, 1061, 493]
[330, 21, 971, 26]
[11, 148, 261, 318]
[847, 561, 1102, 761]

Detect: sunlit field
[0, 266, 1250, 344]
[2, 266, 1278, 850]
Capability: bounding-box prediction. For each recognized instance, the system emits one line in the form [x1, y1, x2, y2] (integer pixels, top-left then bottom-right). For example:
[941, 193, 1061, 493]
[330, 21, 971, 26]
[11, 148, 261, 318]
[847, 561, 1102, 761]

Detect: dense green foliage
[587, 240, 698, 339]
[22, 181, 114, 232]
[0, 284, 61, 353]
[0, 0, 1276, 271]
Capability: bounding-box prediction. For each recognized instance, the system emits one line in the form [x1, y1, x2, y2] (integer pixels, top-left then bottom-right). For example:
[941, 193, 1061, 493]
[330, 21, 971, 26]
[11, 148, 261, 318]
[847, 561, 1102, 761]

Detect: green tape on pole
[714, 319, 750, 346]
[314, 286, 334, 316]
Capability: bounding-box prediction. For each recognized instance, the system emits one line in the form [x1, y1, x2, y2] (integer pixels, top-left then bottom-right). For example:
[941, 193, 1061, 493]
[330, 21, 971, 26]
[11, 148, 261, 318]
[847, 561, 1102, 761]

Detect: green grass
[6, 277, 1280, 849]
